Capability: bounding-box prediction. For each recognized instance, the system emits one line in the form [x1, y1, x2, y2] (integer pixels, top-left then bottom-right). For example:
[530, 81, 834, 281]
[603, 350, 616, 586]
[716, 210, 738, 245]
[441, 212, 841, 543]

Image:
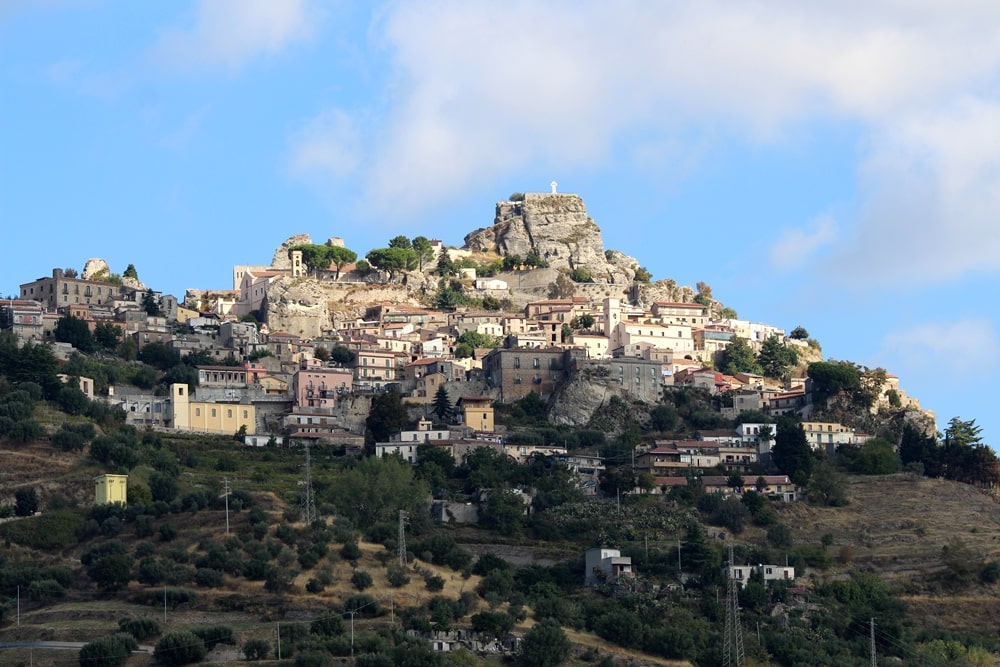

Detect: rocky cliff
[463, 193, 640, 284]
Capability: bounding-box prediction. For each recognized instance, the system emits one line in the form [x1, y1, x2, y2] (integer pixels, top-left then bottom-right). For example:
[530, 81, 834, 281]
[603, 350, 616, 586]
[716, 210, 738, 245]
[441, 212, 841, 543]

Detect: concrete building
[0, 299, 45, 342]
[20, 268, 129, 310]
[94, 474, 128, 505]
[585, 547, 634, 586]
[728, 564, 795, 588]
[483, 347, 581, 402]
[170, 383, 256, 435]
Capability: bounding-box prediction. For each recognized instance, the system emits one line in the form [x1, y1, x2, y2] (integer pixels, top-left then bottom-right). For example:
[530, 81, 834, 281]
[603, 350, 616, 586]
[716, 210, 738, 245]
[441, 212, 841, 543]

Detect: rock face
[548, 365, 648, 431]
[463, 193, 639, 284]
[81, 258, 111, 280]
[271, 234, 313, 270]
[264, 276, 331, 338]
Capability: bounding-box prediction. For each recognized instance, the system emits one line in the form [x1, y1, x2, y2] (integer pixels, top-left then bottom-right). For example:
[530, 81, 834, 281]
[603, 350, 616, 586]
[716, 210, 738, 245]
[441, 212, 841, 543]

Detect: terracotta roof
[653, 302, 704, 308]
[654, 476, 690, 486]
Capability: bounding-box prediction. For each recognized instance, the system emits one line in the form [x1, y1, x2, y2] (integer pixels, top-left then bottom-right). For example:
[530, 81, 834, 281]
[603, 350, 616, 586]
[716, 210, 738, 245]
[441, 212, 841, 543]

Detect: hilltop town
[5, 191, 997, 667]
[5, 191, 932, 457]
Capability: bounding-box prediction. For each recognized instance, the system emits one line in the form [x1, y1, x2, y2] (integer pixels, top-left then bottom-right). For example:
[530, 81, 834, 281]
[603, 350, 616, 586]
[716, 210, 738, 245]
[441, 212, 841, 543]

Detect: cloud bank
[285, 1, 1000, 286]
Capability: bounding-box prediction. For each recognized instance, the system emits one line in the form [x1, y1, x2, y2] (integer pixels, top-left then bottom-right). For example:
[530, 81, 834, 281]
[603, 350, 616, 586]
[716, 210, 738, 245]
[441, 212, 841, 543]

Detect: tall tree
[411, 236, 435, 270]
[366, 247, 416, 280]
[123, 264, 139, 280]
[388, 235, 412, 250]
[436, 248, 458, 276]
[758, 334, 797, 378]
[327, 456, 429, 529]
[94, 322, 123, 350]
[772, 417, 813, 485]
[719, 336, 761, 375]
[327, 245, 357, 280]
[365, 390, 409, 447]
[432, 384, 453, 422]
[14, 487, 38, 516]
[54, 315, 96, 353]
[142, 291, 162, 316]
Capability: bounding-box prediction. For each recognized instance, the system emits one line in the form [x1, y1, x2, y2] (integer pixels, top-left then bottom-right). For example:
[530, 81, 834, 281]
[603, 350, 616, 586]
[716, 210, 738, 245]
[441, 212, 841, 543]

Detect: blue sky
[2, 1, 998, 446]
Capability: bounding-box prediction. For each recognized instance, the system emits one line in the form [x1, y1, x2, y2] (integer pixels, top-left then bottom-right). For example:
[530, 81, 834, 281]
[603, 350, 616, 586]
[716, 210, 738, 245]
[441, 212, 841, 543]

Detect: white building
[585, 547, 634, 586]
[728, 564, 795, 588]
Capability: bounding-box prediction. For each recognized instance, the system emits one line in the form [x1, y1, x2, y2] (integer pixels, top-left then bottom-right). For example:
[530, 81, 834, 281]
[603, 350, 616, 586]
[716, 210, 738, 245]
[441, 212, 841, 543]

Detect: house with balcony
[293, 358, 353, 408]
[585, 547, 634, 586]
[0, 299, 45, 342]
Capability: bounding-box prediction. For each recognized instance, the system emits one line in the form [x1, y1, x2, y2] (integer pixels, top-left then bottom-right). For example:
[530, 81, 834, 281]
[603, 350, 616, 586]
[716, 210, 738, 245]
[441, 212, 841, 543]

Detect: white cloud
[152, 0, 316, 71]
[769, 215, 837, 271]
[289, 0, 1000, 286]
[288, 109, 361, 179]
[880, 318, 1000, 378]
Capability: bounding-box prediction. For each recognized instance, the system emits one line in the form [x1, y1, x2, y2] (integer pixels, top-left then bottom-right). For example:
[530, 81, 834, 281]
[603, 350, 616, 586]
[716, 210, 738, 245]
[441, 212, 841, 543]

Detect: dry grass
[781, 474, 1000, 576]
[777, 473, 1000, 634]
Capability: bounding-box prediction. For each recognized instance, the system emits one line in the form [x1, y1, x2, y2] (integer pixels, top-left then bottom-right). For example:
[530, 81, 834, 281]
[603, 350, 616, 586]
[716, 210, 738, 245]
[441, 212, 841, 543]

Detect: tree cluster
[718, 334, 798, 378]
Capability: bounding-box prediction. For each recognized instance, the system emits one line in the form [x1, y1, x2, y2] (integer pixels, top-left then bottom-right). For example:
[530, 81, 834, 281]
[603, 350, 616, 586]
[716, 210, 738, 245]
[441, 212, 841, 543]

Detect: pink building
[293, 358, 353, 408]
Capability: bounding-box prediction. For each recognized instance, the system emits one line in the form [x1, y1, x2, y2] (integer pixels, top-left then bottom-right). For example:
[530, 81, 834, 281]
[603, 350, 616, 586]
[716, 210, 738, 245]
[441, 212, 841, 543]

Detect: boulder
[271, 234, 313, 270]
[81, 258, 111, 280]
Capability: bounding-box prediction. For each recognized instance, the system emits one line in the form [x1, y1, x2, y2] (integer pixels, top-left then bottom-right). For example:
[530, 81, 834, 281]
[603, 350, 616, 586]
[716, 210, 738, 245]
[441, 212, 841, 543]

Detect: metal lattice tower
[724, 545, 745, 667]
[303, 442, 316, 524]
[398, 510, 408, 566]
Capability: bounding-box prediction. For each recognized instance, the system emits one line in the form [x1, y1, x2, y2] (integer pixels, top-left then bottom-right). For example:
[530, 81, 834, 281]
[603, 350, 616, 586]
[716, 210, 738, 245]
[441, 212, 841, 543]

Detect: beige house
[170, 383, 256, 435]
[94, 474, 128, 505]
[459, 396, 494, 433]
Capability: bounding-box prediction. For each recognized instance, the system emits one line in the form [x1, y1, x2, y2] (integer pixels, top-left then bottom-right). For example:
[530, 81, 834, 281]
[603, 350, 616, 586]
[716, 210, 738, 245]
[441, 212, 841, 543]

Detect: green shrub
[118, 616, 161, 641]
[154, 630, 206, 666]
[351, 569, 373, 591]
[243, 638, 270, 660]
[79, 633, 137, 667]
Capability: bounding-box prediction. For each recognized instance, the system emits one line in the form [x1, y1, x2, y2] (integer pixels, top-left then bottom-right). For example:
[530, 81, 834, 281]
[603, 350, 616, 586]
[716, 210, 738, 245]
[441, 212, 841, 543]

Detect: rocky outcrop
[271, 234, 313, 270]
[548, 365, 649, 431]
[463, 193, 640, 284]
[82, 258, 111, 280]
[264, 276, 331, 338]
[81, 258, 147, 291]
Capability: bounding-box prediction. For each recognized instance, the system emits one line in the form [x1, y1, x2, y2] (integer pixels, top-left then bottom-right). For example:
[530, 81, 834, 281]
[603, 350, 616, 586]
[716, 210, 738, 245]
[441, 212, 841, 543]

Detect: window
[195, 408, 201, 417]
[514, 375, 522, 384]
[227, 409, 233, 418]
[533, 357, 540, 368]
[178, 387, 184, 396]
[514, 357, 520, 368]
[211, 408, 217, 418]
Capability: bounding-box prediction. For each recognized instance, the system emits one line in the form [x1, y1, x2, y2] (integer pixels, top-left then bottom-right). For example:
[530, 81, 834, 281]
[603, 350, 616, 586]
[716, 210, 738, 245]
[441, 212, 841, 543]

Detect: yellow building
[459, 396, 495, 433]
[94, 474, 128, 505]
[171, 383, 256, 435]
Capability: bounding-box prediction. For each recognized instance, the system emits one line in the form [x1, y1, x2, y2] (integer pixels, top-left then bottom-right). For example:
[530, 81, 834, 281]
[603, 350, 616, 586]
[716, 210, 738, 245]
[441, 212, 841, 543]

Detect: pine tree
[432, 384, 453, 422]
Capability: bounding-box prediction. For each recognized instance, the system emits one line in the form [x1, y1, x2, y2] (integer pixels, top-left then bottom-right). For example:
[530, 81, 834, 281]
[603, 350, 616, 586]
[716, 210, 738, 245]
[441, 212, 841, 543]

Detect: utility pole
[723, 545, 745, 667]
[303, 442, 316, 524]
[398, 510, 408, 566]
[347, 611, 357, 657]
[223, 477, 230, 535]
[870, 617, 876, 667]
[277, 623, 281, 660]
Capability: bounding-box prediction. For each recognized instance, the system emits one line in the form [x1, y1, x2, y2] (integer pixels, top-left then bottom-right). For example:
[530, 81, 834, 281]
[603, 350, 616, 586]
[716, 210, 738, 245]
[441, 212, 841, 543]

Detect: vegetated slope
[781, 473, 1000, 634]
